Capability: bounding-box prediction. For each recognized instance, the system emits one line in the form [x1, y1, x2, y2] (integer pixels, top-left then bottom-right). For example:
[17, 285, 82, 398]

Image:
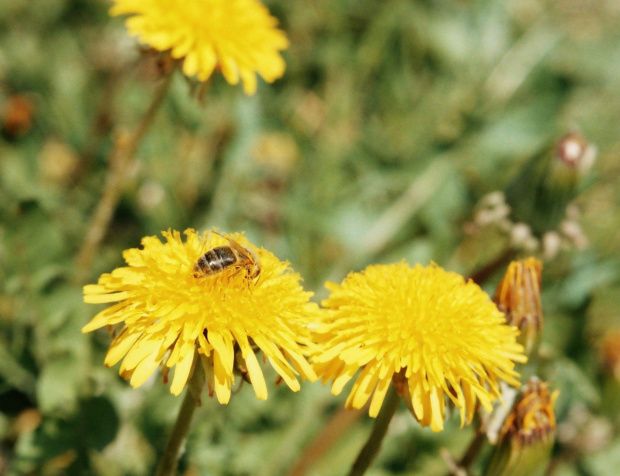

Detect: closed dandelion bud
[1, 94, 34, 139]
[505, 132, 596, 235]
[494, 258, 543, 357]
[600, 330, 620, 381]
[484, 378, 558, 476]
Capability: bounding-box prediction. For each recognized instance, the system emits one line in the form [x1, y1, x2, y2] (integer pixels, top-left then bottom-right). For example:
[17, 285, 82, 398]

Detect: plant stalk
[348, 385, 400, 476]
[155, 365, 203, 476]
[467, 249, 516, 286]
[76, 71, 174, 282]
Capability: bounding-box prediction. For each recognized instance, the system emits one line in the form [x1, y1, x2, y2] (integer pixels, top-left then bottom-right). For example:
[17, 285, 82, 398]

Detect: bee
[193, 232, 261, 283]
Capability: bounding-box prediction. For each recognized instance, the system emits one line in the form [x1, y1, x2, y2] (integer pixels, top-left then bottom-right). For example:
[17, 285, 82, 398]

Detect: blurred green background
[2, 0, 620, 474]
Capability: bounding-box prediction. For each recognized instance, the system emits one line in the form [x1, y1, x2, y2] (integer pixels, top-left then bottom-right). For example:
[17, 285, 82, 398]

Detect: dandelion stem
[76, 70, 174, 283]
[155, 365, 203, 476]
[467, 249, 516, 285]
[442, 411, 494, 476]
[348, 385, 400, 476]
[443, 429, 487, 476]
[287, 406, 364, 476]
[458, 429, 487, 469]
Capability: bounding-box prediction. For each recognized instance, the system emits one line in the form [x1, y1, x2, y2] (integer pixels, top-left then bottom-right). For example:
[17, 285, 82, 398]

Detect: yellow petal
[84, 291, 129, 304]
[129, 351, 160, 388]
[170, 347, 194, 396]
[369, 378, 391, 418]
[123, 337, 164, 370]
[213, 350, 232, 404]
[267, 356, 300, 392]
[244, 350, 267, 400]
[105, 329, 141, 367]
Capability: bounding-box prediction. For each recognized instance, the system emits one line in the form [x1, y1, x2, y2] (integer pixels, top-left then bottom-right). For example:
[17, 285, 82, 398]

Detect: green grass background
[2, 0, 620, 474]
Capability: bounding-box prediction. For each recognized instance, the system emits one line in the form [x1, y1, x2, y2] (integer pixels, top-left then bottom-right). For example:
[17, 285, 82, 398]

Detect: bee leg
[227, 267, 243, 281]
[244, 274, 258, 293]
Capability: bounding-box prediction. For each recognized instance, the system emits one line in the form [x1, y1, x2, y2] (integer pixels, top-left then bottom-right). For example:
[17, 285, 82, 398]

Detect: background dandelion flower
[313, 262, 527, 432]
[111, 0, 289, 94]
[83, 229, 317, 403]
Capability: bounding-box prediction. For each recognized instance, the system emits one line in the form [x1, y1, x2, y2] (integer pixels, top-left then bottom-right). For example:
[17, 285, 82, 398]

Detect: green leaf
[37, 355, 81, 415]
[80, 396, 120, 452]
[582, 439, 620, 476]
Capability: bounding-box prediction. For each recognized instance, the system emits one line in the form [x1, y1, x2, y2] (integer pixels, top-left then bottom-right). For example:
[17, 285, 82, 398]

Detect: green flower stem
[76, 70, 174, 283]
[467, 249, 516, 285]
[286, 406, 363, 476]
[348, 385, 400, 476]
[456, 430, 487, 469]
[443, 428, 487, 476]
[155, 365, 203, 476]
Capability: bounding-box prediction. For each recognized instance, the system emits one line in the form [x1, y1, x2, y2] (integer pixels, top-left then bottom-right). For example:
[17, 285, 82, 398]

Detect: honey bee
[193, 232, 261, 283]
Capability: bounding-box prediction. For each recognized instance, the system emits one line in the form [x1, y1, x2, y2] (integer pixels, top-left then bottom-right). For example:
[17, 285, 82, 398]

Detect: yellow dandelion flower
[111, 0, 289, 95]
[313, 262, 527, 432]
[83, 229, 317, 403]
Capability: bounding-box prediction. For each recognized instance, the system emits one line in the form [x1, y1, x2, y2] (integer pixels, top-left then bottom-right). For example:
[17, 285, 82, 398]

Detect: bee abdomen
[194, 246, 236, 276]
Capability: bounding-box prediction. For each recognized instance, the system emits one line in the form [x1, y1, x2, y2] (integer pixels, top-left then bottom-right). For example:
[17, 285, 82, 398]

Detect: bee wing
[209, 230, 259, 266]
[196, 230, 215, 259]
[211, 230, 251, 259]
[209, 230, 232, 249]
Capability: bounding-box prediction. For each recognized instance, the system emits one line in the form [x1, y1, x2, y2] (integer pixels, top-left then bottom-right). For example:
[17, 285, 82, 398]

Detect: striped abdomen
[194, 246, 237, 277]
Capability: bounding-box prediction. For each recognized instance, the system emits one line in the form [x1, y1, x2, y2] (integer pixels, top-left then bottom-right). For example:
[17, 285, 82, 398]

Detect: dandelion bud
[600, 330, 620, 381]
[38, 139, 81, 187]
[483, 378, 558, 476]
[494, 258, 543, 357]
[1, 94, 34, 139]
[505, 132, 596, 236]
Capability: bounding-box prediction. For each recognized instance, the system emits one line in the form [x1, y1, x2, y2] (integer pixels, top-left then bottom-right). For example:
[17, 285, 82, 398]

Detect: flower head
[494, 258, 543, 356]
[111, 0, 289, 94]
[83, 229, 317, 403]
[313, 262, 526, 432]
